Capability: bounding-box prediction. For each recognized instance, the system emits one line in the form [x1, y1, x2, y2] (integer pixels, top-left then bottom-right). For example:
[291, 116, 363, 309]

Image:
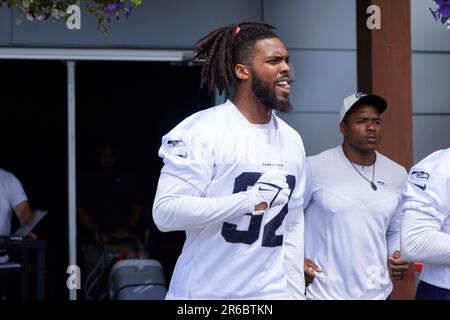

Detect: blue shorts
[416, 281, 450, 300]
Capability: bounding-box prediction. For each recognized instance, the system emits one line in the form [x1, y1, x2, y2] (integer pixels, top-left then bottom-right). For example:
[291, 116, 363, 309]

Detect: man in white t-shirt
[304, 93, 409, 300]
[401, 148, 450, 300]
[0, 168, 36, 298]
[152, 22, 307, 299]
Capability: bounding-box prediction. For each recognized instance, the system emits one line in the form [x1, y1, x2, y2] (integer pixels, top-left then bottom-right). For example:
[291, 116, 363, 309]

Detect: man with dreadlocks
[152, 22, 307, 299]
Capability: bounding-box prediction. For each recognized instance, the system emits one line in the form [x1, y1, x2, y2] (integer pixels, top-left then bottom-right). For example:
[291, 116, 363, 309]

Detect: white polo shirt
[305, 146, 407, 300]
[0, 168, 28, 262]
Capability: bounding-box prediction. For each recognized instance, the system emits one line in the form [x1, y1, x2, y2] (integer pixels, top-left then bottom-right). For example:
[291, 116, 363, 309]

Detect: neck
[341, 143, 376, 166]
[232, 86, 272, 124]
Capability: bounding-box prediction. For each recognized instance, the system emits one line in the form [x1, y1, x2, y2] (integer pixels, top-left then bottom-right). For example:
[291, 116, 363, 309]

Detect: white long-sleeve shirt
[152, 100, 307, 300]
[401, 148, 450, 290]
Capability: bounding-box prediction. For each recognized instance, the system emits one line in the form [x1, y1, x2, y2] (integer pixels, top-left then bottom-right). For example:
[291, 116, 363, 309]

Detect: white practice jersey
[305, 146, 407, 300]
[156, 100, 307, 299]
[401, 148, 450, 290]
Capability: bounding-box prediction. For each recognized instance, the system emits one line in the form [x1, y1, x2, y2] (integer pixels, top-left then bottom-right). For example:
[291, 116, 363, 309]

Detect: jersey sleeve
[8, 173, 28, 208]
[386, 202, 403, 256]
[401, 150, 450, 264]
[386, 166, 408, 256]
[158, 119, 214, 194]
[402, 151, 450, 224]
[152, 173, 251, 232]
[283, 142, 307, 299]
[303, 159, 313, 208]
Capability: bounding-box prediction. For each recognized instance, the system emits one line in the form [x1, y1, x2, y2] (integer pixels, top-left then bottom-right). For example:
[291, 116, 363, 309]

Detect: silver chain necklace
[348, 157, 378, 191]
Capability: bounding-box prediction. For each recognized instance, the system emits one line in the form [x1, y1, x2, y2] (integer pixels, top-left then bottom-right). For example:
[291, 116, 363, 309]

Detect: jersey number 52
[221, 172, 296, 247]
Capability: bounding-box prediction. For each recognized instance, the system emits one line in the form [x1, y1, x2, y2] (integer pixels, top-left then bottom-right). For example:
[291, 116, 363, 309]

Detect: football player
[152, 22, 308, 299]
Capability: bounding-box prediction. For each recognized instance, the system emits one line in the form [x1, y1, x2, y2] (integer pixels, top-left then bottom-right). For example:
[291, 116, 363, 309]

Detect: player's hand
[389, 250, 409, 281]
[248, 170, 290, 211]
[304, 258, 322, 287]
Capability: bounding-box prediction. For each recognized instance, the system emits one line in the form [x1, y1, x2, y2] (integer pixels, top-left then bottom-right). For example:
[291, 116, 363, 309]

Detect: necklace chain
[348, 157, 378, 191]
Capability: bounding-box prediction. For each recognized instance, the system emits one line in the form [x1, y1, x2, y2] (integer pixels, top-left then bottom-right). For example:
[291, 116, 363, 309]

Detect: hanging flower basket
[430, 0, 450, 28]
[0, 0, 143, 33]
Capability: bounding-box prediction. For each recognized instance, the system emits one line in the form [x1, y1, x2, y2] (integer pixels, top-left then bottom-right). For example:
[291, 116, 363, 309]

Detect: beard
[250, 68, 293, 113]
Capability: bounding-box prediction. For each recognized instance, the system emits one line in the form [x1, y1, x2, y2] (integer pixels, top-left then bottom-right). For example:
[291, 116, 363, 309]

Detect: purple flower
[104, 1, 125, 15]
[125, 7, 132, 18]
[431, 0, 450, 24]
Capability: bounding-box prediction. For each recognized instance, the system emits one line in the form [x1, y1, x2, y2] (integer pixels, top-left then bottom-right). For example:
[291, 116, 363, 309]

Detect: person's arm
[152, 171, 288, 232]
[14, 201, 34, 224]
[401, 209, 450, 264]
[283, 205, 305, 299]
[387, 202, 402, 256]
[401, 153, 450, 265]
[283, 157, 309, 299]
[152, 173, 253, 232]
[386, 201, 409, 281]
[14, 201, 37, 240]
[386, 201, 409, 280]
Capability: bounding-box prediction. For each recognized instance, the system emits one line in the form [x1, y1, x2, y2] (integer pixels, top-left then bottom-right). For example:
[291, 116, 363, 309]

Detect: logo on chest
[376, 181, 388, 188]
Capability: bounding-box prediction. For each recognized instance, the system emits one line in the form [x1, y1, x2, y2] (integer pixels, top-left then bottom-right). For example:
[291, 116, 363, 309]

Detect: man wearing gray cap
[303, 92, 409, 299]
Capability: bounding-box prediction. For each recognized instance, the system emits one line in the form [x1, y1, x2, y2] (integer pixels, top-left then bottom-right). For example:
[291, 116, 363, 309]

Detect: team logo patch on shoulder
[410, 170, 429, 191]
[411, 171, 429, 180]
[167, 139, 185, 147]
[167, 138, 188, 159]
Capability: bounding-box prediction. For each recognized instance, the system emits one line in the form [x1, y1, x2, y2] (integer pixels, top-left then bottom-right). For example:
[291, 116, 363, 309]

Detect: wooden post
[357, 0, 415, 299]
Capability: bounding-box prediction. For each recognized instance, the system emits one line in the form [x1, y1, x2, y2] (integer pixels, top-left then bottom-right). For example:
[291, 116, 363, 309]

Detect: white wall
[264, 0, 357, 156]
[411, 0, 450, 163]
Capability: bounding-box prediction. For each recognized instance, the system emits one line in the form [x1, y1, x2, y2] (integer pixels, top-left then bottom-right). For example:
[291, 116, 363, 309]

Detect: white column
[67, 61, 77, 300]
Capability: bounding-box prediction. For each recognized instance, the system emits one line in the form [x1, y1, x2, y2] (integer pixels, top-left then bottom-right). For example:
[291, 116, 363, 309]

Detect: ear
[339, 122, 347, 136]
[234, 64, 249, 80]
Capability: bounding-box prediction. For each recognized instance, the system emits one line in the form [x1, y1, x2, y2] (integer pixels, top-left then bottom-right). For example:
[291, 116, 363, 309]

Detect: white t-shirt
[0, 168, 28, 263]
[304, 146, 407, 300]
[154, 100, 307, 299]
[401, 148, 450, 290]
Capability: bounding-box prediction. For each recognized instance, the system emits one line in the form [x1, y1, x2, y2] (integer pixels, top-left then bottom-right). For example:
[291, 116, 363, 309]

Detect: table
[0, 238, 46, 300]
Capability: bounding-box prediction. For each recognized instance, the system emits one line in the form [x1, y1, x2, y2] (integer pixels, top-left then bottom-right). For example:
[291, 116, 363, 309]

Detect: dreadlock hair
[194, 22, 279, 96]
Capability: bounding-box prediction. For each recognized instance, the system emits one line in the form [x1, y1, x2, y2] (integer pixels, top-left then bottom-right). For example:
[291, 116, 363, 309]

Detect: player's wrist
[246, 189, 269, 213]
[255, 202, 268, 211]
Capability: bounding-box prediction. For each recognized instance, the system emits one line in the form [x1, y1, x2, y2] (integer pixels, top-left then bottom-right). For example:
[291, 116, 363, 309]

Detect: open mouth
[275, 78, 292, 93]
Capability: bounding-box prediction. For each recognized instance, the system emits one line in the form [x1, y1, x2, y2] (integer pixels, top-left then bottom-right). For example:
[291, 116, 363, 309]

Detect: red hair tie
[233, 26, 241, 38]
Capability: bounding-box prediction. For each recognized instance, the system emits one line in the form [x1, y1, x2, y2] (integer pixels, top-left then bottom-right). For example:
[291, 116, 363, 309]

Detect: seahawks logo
[167, 139, 185, 147]
[356, 92, 368, 99]
[410, 170, 429, 191]
[411, 171, 429, 180]
[167, 139, 188, 159]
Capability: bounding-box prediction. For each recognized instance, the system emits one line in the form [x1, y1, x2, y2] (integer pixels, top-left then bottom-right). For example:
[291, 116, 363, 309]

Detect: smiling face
[340, 105, 382, 154]
[247, 38, 293, 112]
